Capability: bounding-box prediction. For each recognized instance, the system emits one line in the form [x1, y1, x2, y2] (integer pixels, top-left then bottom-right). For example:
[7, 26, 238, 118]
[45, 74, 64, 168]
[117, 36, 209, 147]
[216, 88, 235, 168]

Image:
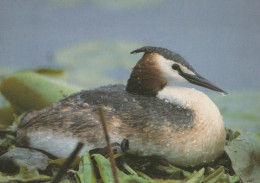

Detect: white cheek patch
[179, 65, 195, 75]
[156, 55, 195, 83]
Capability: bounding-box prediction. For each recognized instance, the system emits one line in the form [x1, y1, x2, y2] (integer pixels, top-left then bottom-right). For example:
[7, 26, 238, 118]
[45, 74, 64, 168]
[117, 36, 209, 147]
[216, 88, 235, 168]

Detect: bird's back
[17, 84, 194, 154]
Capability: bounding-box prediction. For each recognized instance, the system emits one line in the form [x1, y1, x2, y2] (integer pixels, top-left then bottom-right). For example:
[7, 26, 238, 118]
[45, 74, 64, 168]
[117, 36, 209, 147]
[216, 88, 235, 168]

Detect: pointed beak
[176, 67, 228, 94]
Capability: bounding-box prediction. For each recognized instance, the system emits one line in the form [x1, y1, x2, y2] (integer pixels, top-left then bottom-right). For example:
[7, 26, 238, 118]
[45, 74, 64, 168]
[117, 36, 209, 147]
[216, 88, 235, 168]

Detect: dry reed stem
[98, 106, 119, 183]
[51, 142, 84, 183]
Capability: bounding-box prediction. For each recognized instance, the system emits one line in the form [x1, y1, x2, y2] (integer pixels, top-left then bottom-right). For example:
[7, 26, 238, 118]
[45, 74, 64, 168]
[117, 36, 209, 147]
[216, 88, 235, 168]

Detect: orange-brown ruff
[16, 46, 226, 167]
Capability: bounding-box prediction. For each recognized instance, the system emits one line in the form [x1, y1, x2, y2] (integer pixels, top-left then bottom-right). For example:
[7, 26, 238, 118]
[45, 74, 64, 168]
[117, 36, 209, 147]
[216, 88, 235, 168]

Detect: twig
[51, 142, 84, 183]
[98, 107, 119, 183]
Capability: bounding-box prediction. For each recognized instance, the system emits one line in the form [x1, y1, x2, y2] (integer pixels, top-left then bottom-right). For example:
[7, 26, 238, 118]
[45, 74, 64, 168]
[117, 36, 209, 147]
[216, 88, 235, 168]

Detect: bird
[16, 46, 227, 167]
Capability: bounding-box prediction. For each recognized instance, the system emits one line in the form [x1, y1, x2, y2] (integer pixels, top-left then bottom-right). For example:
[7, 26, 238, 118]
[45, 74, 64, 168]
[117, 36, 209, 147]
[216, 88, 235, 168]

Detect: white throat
[157, 85, 221, 116]
[157, 85, 198, 108]
[157, 85, 223, 130]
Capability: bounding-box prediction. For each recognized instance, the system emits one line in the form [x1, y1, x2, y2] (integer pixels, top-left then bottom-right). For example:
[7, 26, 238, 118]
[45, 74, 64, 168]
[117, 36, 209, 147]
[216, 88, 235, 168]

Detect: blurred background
[0, 0, 260, 132]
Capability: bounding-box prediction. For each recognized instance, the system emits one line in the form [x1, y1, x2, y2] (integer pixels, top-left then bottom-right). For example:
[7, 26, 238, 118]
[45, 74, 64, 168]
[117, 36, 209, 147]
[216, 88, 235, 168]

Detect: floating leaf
[122, 163, 138, 176]
[219, 174, 240, 183]
[76, 152, 97, 183]
[225, 132, 260, 183]
[185, 168, 204, 183]
[93, 153, 150, 183]
[152, 179, 183, 183]
[36, 68, 64, 76]
[0, 147, 49, 171]
[0, 166, 50, 182]
[0, 71, 81, 114]
[50, 156, 82, 169]
[0, 106, 14, 129]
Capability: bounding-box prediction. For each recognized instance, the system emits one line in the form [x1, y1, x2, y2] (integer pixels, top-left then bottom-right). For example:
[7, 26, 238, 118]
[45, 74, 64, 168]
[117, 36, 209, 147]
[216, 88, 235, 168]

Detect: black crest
[131, 46, 196, 73]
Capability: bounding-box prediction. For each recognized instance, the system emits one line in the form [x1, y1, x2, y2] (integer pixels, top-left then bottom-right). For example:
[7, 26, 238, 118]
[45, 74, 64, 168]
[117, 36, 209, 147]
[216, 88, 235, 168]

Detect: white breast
[156, 85, 226, 166]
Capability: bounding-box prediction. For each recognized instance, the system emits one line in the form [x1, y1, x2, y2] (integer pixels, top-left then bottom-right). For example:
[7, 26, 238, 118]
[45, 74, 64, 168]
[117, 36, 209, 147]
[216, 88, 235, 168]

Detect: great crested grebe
[16, 46, 227, 167]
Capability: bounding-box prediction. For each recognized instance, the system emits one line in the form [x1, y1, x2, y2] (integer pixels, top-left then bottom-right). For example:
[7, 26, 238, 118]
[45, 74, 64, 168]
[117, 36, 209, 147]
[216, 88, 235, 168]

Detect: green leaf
[185, 168, 204, 183]
[36, 68, 65, 76]
[56, 179, 73, 183]
[76, 152, 97, 183]
[0, 106, 15, 129]
[203, 166, 224, 183]
[93, 154, 151, 183]
[157, 164, 192, 178]
[0, 71, 81, 114]
[152, 179, 183, 183]
[50, 156, 82, 169]
[0, 166, 50, 182]
[225, 132, 260, 183]
[122, 163, 138, 176]
[219, 174, 240, 183]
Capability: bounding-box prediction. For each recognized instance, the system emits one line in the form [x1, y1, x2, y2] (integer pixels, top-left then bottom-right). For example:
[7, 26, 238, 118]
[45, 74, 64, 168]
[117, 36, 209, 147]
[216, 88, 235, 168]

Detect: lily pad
[0, 71, 81, 114]
[0, 147, 49, 171]
[225, 132, 260, 183]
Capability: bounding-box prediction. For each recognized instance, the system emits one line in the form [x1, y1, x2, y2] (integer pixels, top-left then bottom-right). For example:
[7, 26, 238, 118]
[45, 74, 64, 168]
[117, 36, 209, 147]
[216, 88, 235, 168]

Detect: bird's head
[126, 46, 227, 96]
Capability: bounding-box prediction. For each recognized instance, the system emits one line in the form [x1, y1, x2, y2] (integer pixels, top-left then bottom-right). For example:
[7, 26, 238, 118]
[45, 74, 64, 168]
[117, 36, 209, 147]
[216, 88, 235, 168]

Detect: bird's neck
[126, 53, 167, 96]
[157, 85, 209, 108]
